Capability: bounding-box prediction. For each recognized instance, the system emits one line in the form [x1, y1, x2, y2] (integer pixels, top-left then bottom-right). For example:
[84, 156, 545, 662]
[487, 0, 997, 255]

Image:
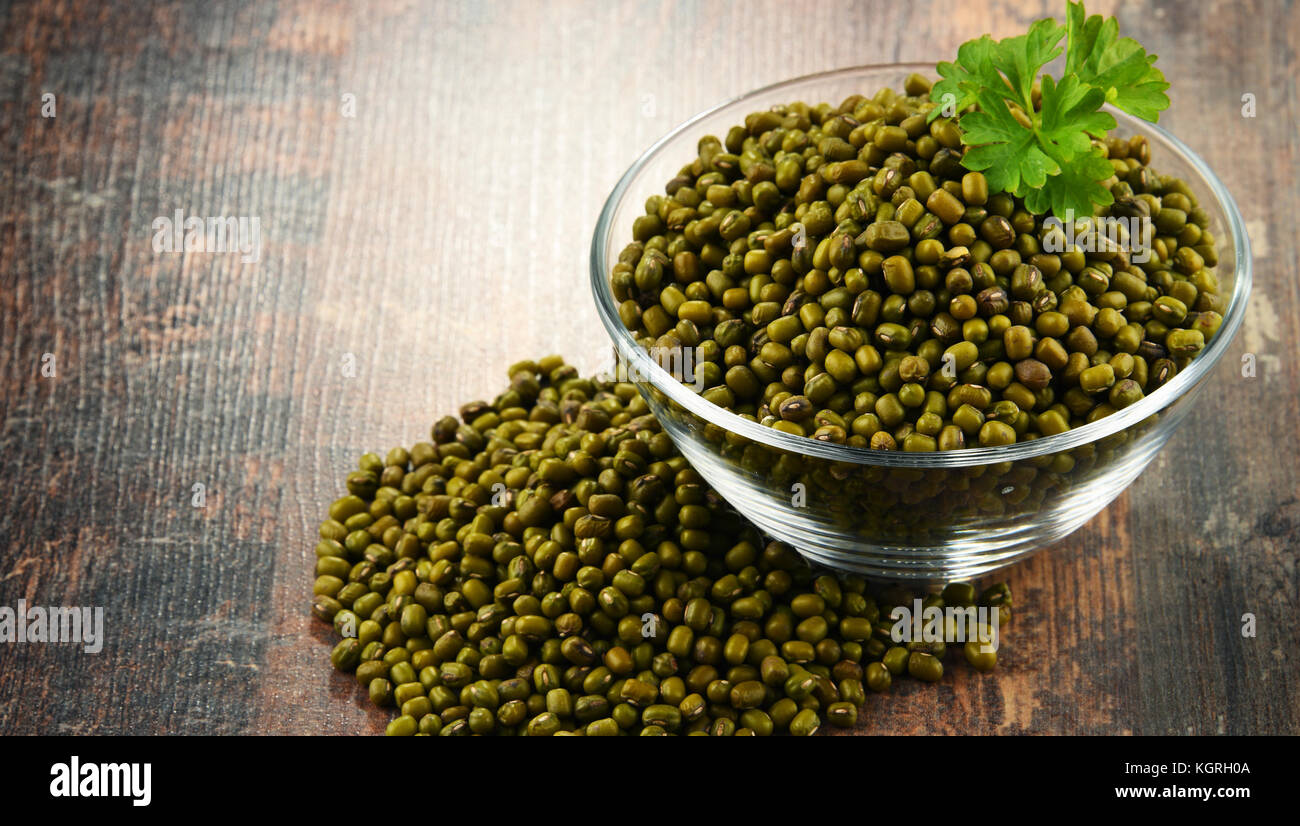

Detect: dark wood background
[0, 0, 1295, 736]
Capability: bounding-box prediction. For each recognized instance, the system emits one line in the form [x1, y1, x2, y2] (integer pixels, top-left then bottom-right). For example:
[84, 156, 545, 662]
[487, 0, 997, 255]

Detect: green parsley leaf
[1065, 0, 1170, 121]
[1024, 148, 1115, 217]
[928, 36, 1001, 122]
[1037, 73, 1115, 162]
[927, 1, 1168, 216]
[990, 17, 1066, 109]
[960, 89, 1059, 196]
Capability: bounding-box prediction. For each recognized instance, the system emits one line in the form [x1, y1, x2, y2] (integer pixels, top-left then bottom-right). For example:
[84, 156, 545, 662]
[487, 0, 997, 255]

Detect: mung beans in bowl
[590, 61, 1250, 582]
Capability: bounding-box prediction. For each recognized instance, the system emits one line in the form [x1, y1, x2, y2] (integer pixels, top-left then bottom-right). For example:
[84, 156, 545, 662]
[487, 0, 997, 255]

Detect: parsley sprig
[928, 1, 1170, 218]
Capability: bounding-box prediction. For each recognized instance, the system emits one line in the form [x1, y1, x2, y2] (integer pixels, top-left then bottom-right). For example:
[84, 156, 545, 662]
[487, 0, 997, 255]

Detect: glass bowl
[589, 63, 1251, 582]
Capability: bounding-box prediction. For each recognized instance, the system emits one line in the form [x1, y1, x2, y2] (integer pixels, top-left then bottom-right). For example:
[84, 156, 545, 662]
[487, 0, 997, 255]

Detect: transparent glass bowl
[590, 64, 1251, 582]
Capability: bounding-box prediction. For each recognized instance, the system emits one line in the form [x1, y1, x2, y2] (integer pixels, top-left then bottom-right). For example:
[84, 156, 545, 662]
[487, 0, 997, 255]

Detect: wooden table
[1, 0, 1295, 736]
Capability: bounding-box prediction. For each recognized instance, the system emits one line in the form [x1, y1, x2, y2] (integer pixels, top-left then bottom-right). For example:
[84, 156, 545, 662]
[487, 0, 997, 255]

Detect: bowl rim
[590, 62, 1252, 468]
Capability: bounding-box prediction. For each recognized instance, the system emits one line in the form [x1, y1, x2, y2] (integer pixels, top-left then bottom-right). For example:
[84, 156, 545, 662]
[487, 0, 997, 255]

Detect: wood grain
[0, 0, 1295, 735]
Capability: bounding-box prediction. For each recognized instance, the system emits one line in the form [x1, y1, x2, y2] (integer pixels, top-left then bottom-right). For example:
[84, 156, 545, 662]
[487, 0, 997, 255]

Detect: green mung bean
[610, 84, 1222, 450]
[314, 357, 1012, 735]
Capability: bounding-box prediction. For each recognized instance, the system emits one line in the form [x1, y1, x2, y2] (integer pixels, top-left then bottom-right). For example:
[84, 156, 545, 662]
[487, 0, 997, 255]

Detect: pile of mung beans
[311, 356, 1011, 735]
[611, 75, 1224, 451]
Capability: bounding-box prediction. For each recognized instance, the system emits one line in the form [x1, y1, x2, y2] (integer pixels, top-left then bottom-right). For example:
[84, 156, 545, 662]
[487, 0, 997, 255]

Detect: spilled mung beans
[312, 356, 1011, 735]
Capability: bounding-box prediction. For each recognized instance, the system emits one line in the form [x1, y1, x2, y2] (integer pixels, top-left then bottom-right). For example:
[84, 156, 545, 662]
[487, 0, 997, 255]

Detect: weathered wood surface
[0, 0, 1295, 735]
